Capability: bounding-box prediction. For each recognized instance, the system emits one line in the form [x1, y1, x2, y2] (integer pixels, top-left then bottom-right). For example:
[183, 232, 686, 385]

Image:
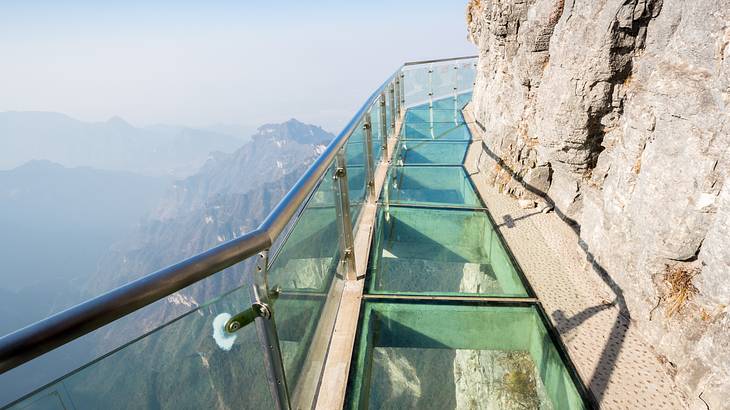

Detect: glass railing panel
[266, 163, 344, 407]
[385, 89, 393, 139]
[347, 165, 367, 228]
[347, 301, 585, 409]
[457, 60, 477, 95]
[402, 65, 430, 108]
[404, 108, 465, 124]
[393, 141, 469, 166]
[369, 104, 384, 165]
[457, 92, 473, 108]
[8, 278, 274, 410]
[367, 206, 527, 297]
[430, 96, 460, 110]
[345, 122, 368, 228]
[401, 123, 471, 141]
[431, 63, 456, 101]
[383, 166, 482, 208]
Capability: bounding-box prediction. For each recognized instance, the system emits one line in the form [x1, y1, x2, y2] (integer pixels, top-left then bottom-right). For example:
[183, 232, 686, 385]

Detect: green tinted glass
[348, 302, 585, 410]
[404, 108, 465, 124]
[394, 141, 469, 165]
[368, 206, 527, 297]
[401, 123, 471, 141]
[383, 166, 482, 208]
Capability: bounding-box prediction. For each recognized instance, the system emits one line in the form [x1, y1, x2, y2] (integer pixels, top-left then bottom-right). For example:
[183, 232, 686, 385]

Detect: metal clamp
[225, 302, 270, 333]
[225, 285, 280, 333]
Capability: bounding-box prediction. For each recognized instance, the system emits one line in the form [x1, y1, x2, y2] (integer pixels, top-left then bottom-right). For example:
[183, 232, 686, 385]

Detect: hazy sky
[0, 1, 475, 133]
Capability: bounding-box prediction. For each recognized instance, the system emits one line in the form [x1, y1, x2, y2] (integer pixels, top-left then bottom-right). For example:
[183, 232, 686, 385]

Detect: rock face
[466, 0, 729, 407]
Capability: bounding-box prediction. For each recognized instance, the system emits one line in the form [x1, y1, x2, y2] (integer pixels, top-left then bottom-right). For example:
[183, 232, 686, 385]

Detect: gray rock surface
[466, 0, 729, 407]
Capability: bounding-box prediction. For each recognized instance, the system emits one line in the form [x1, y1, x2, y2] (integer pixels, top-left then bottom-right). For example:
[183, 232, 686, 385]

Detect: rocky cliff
[466, 0, 729, 406]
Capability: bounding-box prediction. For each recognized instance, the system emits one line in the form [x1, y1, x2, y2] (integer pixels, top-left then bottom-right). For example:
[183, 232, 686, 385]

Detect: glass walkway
[346, 95, 585, 409]
[0, 57, 591, 410]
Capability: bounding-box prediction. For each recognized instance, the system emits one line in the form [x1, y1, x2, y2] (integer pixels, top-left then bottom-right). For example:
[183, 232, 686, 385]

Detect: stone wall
[466, 0, 729, 406]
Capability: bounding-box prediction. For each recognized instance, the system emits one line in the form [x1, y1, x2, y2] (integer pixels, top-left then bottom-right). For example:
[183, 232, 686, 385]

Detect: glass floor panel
[367, 206, 527, 296]
[427, 93, 473, 110]
[394, 141, 469, 165]
[404, 109, 465, 124]
[401, 123, 471, 141]
[383, 166, 482, 208]
[347, 302, 586, 410]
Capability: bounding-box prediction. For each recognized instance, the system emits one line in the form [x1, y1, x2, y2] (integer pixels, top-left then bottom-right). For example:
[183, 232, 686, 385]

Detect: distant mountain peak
[252, 118, 333, 145]
[14, 159, 64, 171]
[105, 116, 133, 129]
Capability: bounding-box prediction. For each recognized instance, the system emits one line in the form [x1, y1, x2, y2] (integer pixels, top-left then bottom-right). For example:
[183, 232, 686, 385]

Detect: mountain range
[0, 116, 334, 406]
[0, 111, 247, 178]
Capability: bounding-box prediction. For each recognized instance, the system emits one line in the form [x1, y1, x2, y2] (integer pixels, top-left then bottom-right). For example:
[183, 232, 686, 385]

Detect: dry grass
[466, 0, 482, 25]
[632, 156, 642, 174]
[664, 264, 700, 317]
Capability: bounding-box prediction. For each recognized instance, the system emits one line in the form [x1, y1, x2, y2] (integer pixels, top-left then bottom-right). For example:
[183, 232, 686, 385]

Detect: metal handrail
[0, 55, 477, 374]
[403, 54, 477, 66]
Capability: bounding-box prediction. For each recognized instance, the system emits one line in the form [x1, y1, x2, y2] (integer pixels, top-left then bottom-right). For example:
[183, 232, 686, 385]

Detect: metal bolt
[228, 321, 241, 332]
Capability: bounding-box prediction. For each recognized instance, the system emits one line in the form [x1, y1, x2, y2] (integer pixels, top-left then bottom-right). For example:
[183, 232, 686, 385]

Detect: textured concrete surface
[464, 109, 688, 409]
[466, 0, 729, 406]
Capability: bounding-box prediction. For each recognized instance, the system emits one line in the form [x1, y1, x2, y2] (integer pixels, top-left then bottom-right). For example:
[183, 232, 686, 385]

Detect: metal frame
[0, 57, 474, 408]
[403, 54, 477, 66]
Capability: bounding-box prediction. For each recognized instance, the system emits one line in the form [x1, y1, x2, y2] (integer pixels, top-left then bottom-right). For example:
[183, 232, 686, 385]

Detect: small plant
[466, 0, 482, 25]
[664, 264, 700, 317]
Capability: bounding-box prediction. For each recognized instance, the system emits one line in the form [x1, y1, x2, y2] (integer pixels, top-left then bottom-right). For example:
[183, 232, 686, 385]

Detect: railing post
[379, 93, 388, 158]
[248, 250, 291, 410]
[399, 72, 405, 112]
[333, 152, 356, 280]
[394, 77, 401, 118]
[428, 64, 434, 109]
[363, 113, 375, 202]
[389, 83, 396, 133]
[453, 64, 459, 112]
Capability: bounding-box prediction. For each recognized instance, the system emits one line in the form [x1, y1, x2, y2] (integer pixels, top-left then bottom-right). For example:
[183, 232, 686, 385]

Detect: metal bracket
[225, 286, 280, 333]
[225, 302, 269, 333]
